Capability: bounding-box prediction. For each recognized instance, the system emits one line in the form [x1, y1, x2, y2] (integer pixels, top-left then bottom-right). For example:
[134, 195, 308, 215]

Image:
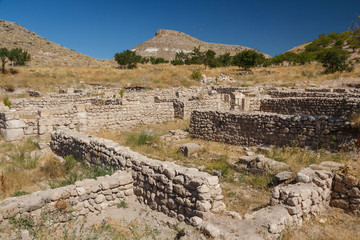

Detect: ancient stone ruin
[0, 85, 360, 239]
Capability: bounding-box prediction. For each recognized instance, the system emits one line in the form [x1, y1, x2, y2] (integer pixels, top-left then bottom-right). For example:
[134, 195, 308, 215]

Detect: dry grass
[1, 63, 359, 97]
[281, 208, 360, 240]
[0, 138, 52, 199]
[258, 146, 358, 174]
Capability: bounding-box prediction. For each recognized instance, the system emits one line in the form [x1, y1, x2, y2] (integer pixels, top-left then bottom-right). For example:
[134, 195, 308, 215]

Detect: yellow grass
[281, 208, 360, 240]
[1, 63, 359, 97]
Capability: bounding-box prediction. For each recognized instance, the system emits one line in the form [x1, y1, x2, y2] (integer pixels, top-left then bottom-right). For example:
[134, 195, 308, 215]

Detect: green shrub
[317, 47, 349, 73]
[3, 96, 11, 107]
[191, 69, 202, 81]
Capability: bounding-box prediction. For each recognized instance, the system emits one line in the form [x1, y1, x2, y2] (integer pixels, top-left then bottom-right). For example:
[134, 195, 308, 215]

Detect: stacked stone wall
[330, 174, 360, 216]
[0, 170, 133, 224]
[50, 128, 225, 223]
[268, 89, 360, 98]
[189, 110, 357, 150]
[270, 169, 333, 225]
[260, 97, 360, 118]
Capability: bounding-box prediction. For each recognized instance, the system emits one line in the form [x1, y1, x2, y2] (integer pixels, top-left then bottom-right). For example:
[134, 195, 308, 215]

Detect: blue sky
[0, 0, 359, 59]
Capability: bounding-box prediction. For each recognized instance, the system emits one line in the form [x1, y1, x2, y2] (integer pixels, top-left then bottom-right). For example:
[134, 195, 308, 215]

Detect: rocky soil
[0, 19, 112, 66]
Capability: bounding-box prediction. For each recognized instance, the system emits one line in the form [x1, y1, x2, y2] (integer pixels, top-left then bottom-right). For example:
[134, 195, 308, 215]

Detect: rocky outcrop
[132, 29, 269, 60]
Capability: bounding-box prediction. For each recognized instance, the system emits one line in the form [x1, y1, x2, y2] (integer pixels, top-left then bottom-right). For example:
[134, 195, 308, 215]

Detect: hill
[132, 29, 270, 60]
[0, 19, 111, 66]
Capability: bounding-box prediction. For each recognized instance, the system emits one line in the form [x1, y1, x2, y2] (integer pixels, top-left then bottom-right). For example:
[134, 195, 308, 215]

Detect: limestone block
[331, 199, 349, 209]
[179, 143, 203, 157]
[5, 120, 26, 129]
[349, 187, 360, 197]
[95, 195, 105, 204]
[196, 200, 211, 212]
[1, 128, 24, 141]
[201, 223, 221, 238]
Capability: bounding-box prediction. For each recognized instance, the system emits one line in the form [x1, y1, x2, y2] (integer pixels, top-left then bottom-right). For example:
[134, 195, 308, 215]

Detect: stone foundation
[189, 110, 357, 150]
[50, 127, 225, 223]
[0, 170, 133, 224]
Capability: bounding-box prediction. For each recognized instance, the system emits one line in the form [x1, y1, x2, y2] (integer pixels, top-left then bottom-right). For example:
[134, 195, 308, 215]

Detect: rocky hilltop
[0, 19, 111, 66]
[132, 29, 269, 60]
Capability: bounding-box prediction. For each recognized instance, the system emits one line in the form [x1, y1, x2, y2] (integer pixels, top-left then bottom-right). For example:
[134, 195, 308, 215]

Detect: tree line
[0, 47, 31, 74]
[114, 47, 267, 70]
[114, 24, 360, 74]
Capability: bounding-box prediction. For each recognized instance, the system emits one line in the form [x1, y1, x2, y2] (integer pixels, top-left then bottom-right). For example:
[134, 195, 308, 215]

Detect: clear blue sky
[1, 0, 359, 59]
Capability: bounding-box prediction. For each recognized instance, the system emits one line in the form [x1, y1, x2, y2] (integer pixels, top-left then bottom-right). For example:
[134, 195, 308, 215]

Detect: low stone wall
[0, 170, 133, 224]
[260, 97, 360, 118]
[330, 174, 360, 216]
[268, 88, 360, 98]
[50, 128, 225, 223]
[189, 110, 358, 149]
[270, 168, 333, 225]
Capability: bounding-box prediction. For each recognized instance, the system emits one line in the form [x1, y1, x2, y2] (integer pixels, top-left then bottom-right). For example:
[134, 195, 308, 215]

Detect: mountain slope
[0, 19, 111, 66]
[132, 29, 269, 60]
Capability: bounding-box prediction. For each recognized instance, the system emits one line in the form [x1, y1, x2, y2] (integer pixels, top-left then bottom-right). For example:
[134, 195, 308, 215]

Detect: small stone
[95, 194, 105, 204]
[21, 230, 31, 240]
[228, 211, 242, 220]
[296, 173, 310, 183]
[190, 216, 203, 227]
[202, 223, 221, 238]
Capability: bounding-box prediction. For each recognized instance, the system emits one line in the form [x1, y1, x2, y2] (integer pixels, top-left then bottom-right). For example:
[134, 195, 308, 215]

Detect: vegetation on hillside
[0, 47, 31, 74]
[171, 46, 266, 70]
[264, 28, 360, 73]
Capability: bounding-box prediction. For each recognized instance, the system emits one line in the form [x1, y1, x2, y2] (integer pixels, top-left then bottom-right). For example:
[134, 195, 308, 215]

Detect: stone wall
[189, 110, 358, 150]
[268, 88, 360, 98]
[260, 98, 360, 118]
[50, 128, 225, 223]
[330, 174, 360, 216]
[270, 168, 333, 225]
[0, 170, 133, 224]
[1, 86, 235, 141]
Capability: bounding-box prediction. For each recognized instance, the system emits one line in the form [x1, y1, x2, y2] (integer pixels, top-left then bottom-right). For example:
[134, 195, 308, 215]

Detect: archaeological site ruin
[0, 84, 360, 239]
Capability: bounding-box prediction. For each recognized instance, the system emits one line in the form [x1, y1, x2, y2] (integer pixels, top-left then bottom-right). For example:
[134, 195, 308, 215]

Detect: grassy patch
[117, 200, 128, 209]
[125, 131, 158, 147]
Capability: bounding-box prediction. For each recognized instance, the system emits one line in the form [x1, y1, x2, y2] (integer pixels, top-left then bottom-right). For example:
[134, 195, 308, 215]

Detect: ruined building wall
[189, 110, 357, 150]
[0, 171, 133, 223]
[331, 174, 360, 216]
[50, 128, 225, 223]
[260, 98, 360, 118]
[268, 88, 360, 98]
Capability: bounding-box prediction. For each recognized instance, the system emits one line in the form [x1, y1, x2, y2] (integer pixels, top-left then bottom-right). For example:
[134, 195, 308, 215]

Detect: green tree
[150, 57, 168, 64]
[348, 36, 360, 53]
[317, 47, 349, 73]
[9, 48, 31, 66]
[171, 51, 189, 65]
[232, 50, 264, 70]
[189, 46, 204, 64]
[0, 48, 9, 74]
[203, 50, 219, 68]
[218, 52, 232, 67]
[114, 50, 142, 69]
